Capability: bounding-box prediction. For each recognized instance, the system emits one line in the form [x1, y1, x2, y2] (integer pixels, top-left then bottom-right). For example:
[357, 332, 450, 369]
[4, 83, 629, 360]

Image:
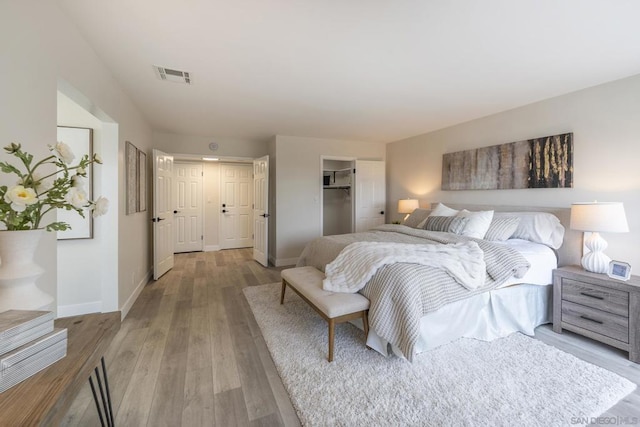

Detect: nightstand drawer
[561, 278, 629, 317]
[562, 300, 629, 343]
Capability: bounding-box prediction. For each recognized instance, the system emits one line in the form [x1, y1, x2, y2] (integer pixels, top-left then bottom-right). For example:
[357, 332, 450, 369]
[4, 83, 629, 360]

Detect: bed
[296, 203, 581, 361]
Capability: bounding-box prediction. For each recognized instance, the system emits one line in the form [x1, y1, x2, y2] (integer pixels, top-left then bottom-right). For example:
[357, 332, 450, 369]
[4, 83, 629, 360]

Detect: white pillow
[430, 203, 459, 217]
[426, 204, 493, 239]
[494, 212, 565, 249]
[456, 209, 494, 239]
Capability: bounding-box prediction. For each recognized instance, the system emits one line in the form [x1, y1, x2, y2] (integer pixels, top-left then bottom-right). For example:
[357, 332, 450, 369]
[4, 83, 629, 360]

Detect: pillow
[484, 216, 521, 241]
[430, 203, 459, 217]
[423, 216, 470, 234]
[403, 208, 432, 228]
[494, 212, 565, 249]
[455, 209, 494, 239]
[418, 202, 459, 228]
[425, 203, 493, 239]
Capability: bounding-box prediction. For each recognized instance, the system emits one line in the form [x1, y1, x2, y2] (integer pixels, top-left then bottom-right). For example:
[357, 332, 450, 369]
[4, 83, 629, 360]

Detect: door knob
[380, 211, 385, 215]
[260, 213, 270, 218]
[173, 210, 180, 214]
[222, 209, 227, 213]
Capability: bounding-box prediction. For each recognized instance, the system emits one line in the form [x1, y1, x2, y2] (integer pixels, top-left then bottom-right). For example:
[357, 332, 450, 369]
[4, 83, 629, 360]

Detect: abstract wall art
[441, 133, 573, 190]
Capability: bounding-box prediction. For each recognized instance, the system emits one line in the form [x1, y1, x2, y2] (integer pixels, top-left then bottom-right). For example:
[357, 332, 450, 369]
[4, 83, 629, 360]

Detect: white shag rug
[243, 283, 636, 427]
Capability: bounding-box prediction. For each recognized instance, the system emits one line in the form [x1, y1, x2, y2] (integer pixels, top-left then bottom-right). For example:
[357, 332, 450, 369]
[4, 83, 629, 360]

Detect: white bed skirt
[364, 283, 552, 358]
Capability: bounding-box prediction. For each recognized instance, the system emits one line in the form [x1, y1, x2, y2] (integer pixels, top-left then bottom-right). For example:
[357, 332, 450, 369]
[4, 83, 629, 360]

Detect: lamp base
[581, 232, 610, 274]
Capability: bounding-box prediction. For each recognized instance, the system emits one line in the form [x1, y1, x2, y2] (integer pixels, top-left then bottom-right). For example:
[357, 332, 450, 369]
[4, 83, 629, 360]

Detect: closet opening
[321, 156, 355, 236]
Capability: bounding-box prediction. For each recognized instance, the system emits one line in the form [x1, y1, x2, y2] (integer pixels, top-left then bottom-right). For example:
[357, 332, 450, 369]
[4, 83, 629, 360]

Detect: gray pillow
[424, 216, 469, 234]
[484, 216, 521, 241]
[403, 208, 431, 228]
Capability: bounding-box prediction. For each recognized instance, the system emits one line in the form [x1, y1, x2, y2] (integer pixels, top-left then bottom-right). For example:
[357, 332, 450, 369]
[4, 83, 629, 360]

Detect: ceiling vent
[154, 66, 192, 84]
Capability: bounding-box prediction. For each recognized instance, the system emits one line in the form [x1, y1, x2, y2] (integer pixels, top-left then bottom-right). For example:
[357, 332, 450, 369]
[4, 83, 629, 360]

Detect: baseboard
[275, 257, 298, 267]
[57, 301, 102, 318]
[205, 245, 220, 252]
[121, 268, 152, 320]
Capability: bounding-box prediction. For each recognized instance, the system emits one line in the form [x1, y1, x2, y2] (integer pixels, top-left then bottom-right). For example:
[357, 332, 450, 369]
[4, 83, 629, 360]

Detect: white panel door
[153, 149, 174, 280]
[253, 156, 269, 266]
[174, 162, 203, 253]
[355, 160, 386, 233]
[220, 163, 253, 249]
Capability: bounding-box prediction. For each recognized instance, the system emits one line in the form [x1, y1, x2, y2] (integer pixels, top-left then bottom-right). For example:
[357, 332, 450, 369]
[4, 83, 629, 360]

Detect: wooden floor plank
[147, 299, 192, 426]
[114, 290, 178, 426]
[214, 388, 251, 427]
[209, 286, 242, 394]
[182, 284, 215, 425]
[223, 287, 281, 421]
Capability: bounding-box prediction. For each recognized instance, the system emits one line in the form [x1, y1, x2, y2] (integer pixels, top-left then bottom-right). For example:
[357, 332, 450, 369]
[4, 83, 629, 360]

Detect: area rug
[243, 282, 636, 427]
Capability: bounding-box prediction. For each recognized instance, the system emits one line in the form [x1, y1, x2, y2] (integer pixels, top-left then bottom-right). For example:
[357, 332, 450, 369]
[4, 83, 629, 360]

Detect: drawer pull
[580, 315, 604, 325]
[580, 292, 604, 300]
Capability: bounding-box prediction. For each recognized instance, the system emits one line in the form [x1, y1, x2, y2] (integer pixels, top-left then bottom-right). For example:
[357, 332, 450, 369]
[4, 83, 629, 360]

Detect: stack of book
[0, 310, 67, 393]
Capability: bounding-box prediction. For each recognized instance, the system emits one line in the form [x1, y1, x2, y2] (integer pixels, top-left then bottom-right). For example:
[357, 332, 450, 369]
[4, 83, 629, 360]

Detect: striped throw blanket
[297, 224, 530, 361]
[323, 241, 486, 293]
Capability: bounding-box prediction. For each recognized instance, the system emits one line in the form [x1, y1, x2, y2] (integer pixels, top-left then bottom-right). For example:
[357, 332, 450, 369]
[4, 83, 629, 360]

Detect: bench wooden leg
[280, 280, 287, 305]
[328, 319, 335, 362]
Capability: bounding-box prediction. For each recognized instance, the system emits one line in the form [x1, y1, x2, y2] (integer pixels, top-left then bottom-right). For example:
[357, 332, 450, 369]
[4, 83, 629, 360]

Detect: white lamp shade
[398, 199, 419, 214]
[570, 202, 629, 233]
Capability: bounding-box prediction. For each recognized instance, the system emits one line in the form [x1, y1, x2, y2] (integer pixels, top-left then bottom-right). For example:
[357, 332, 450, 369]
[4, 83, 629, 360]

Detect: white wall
[273, 135, 385, 265]
[387, 73, 640, 270]
[153, 131, 267, 159]
[1, 1, 153, 317]
[56, 92, 104, 315]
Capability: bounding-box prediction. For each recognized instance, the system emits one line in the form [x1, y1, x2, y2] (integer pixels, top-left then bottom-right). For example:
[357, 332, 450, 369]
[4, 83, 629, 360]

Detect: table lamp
[570, 202, 629, 273]
[398, 199, 419, 222]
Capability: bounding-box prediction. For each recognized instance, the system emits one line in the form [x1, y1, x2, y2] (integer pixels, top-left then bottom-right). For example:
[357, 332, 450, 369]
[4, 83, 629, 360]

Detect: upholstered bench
[280, 266, 370, 362]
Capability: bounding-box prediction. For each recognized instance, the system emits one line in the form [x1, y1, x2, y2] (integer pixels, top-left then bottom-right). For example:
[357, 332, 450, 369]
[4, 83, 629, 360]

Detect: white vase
[0, 229, 54, 312]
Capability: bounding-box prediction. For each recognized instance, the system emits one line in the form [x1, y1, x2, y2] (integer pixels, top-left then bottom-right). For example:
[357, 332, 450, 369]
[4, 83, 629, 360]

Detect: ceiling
[58, 0, 640, 144]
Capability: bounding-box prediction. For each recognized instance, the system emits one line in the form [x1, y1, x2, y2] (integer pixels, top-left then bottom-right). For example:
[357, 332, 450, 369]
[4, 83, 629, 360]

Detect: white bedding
[496, 239, 557, 288]
[363, 238, 557, 358]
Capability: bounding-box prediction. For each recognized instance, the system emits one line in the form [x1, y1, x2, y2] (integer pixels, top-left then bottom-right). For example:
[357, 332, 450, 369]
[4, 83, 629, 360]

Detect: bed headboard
[431, 203, 581, 267]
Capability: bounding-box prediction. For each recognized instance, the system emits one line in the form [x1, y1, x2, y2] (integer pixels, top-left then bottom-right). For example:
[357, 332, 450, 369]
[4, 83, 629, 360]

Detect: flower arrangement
[0, 142, 108, 231]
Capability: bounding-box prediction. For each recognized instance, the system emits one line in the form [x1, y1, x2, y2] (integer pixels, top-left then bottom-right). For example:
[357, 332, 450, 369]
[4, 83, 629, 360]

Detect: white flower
[93, 153, 103, 164]
[71, 175, 85, 188]
[90, 196, 109, 218]
[4, 185, 38, 212]
[64, 187, 88, 209]
[49, 141, 75, 164]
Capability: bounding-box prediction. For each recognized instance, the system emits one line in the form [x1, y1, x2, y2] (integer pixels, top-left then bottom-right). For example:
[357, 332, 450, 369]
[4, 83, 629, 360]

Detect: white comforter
[323, 241, 486, 293]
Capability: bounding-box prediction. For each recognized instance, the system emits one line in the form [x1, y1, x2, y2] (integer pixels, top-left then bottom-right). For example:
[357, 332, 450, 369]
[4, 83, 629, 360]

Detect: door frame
[320, 155, 356, 236]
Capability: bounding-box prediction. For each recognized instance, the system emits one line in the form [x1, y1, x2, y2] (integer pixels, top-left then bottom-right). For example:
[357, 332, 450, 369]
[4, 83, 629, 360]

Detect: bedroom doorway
[322, 157, 354, 236]
[320, 157, 386, 236]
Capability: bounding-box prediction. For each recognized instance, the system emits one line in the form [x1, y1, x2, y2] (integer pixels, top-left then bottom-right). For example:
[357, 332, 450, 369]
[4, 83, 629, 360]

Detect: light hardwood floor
[62, 249, 640, 426]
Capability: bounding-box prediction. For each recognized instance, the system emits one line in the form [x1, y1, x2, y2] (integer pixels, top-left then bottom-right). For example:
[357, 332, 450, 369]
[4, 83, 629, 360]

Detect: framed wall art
[56, 126, 93, 239]
[442, 132, 573, 191]
[137, 149, 147, 212]
[126, 141, 138, 215]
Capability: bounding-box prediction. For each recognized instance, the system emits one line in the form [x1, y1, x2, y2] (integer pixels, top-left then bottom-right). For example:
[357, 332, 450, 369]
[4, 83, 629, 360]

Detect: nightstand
[553, 265, 640, 363]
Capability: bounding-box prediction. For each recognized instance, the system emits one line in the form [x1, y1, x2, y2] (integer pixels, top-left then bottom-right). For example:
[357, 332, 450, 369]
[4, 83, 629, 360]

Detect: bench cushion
[281, 266, 370, 318]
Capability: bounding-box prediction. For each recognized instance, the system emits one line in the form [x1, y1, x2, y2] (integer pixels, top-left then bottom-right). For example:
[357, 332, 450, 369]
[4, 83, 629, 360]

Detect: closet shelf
[323, 185, 351, 190]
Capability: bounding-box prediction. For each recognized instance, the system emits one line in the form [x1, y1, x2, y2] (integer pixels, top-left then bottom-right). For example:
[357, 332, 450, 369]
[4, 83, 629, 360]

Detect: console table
[0, 311, 120, 426]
